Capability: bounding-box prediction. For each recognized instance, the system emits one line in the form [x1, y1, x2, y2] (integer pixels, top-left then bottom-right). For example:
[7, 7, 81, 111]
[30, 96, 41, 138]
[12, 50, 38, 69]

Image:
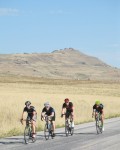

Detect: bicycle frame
[96, 113, 102, 134]
[63, 114, 74, 136]
[22, 119, 36, 144]
[44, 116, 54, 140]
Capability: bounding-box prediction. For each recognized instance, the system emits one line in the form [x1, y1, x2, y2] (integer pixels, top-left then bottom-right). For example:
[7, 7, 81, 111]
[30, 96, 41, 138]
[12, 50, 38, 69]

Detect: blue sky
[0, 0, 120, 68]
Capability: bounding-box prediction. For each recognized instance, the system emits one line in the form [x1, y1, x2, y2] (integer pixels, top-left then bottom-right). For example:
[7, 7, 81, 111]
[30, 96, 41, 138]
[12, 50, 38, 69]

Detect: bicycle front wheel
[96, 120, 102, 134]
[44, 124, 50, 140]
[65, 125, 69, 137]
[24, 126, 31, 144]
[70, 127, 74, 136]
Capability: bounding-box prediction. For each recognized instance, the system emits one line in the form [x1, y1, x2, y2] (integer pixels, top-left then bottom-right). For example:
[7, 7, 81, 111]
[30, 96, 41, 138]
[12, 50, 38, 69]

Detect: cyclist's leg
[51, 116, 55, 136]
[65, 111, 69, 119]
[31, 115, 37, 137]
[70, 111, 74, 128]
[30, 120, 36, 137]
[65, 111, 70, 124]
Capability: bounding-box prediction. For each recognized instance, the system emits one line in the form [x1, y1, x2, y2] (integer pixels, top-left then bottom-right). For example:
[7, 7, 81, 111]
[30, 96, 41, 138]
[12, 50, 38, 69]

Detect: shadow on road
[55, 132, 66, 137]
[37, 132, 66, 138]
[74, 132, 97, 135]
[0, 140, 23, 145]
[0, 135, 44, 145]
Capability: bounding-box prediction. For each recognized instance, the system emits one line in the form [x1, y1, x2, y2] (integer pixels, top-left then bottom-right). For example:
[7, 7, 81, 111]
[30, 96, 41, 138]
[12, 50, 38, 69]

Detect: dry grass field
[0, 76, 120, 138]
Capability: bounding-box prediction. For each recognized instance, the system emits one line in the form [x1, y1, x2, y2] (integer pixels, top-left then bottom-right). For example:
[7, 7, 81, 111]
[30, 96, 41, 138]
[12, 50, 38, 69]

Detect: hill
[0, 48, 120, 80]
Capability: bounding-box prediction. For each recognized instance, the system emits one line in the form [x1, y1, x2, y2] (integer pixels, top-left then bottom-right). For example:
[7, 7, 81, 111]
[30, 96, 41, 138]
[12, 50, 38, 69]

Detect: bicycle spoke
[70, 127, 74, 136]
[24, 126, 31, 144]
[65, 120, 69, 136]
[44, 124, 50, 140]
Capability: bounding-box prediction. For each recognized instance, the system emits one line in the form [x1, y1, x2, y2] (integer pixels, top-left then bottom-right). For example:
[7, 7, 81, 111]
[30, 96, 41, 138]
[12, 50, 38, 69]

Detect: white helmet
[44, 102, 50, 107]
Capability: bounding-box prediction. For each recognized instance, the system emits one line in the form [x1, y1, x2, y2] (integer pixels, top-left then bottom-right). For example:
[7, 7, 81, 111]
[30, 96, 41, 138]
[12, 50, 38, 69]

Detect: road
[0, 117, 120, 150]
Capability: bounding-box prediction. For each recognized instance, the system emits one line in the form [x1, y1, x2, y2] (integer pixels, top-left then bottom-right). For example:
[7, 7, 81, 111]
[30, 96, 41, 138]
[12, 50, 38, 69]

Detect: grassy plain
[0, 76, 120, 138]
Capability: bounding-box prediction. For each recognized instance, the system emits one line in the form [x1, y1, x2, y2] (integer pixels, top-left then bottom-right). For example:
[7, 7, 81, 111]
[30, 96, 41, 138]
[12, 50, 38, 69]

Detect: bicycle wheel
[65, 121, 69, 137]
[99, 120, 103, 133]
[49, 124, 54, 139]
[44, 124, 50, 140]
[96, 120, 101, 134]
[24, 126, 31, 144]
[70, 127, 74, 136]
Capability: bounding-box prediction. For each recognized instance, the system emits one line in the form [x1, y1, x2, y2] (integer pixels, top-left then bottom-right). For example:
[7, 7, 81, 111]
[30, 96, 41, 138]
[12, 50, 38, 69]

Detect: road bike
[63, 114, 74, 136]
[22, 119, 36, 144]
[44, 116, 54, 140]
[95, 113, 102, 134]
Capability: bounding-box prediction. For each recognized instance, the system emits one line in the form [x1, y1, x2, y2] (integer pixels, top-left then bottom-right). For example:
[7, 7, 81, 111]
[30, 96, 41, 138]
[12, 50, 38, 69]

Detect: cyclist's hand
[20, 119, 23, 125]
[41, 117, 43, 121]
[61, 114, 63, 118]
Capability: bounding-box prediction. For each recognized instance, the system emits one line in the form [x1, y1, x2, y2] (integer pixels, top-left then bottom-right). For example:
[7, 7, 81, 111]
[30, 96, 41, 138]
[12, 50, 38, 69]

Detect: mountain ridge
[0, 48, 120, 80]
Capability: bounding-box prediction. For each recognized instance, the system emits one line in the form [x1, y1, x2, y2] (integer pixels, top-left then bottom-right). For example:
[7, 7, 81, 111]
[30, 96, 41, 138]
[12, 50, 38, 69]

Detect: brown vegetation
[0, 76, 120, 138]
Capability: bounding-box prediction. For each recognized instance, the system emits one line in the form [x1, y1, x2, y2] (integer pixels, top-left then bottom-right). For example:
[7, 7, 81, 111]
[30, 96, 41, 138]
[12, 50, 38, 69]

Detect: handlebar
[42, 115, 52, 122]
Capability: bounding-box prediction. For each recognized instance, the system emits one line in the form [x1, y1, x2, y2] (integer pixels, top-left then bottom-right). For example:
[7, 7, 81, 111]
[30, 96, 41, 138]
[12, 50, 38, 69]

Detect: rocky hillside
[0, 48, 120, 80]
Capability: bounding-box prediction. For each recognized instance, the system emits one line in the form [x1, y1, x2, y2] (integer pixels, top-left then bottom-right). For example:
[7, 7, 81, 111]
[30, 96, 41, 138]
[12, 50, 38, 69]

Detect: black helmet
[25, 101, 31, 106]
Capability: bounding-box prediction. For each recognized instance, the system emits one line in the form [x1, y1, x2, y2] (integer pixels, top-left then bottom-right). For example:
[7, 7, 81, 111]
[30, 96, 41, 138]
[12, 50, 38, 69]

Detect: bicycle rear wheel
[24, 126, 31, 144]
[44, 124, 50, 140]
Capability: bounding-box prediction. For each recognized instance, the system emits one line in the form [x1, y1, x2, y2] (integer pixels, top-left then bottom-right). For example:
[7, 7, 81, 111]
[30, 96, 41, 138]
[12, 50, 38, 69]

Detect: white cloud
[0, 8, 19, 16]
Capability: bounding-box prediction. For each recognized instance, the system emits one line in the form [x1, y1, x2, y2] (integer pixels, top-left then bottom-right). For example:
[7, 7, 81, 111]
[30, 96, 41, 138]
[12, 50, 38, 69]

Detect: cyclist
[41, 102, 56, 137]
[20, 101, 37, 138]
[92, 100, 104, 131]
[61, 98, 74, 128]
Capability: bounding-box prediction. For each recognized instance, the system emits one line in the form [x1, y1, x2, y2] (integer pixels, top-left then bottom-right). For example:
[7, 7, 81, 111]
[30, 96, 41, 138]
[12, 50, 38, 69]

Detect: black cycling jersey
[23, 106, 36, 117]
[93, 104, 103, 114]
[62, 102, 73, 112]
[42, 107, 55, 117]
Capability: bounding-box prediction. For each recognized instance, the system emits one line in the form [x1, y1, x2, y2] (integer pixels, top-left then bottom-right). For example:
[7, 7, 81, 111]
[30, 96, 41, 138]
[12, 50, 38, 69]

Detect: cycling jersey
[62, 102, 73, 112]
[42, 107, 55, 121]
[23, 106, 36, 118]
[93, 104, 103, 114]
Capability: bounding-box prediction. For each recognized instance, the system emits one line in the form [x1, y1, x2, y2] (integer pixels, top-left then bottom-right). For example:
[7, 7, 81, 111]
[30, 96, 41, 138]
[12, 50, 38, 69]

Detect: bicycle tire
[70, 127, 74, 136]
[65, 121, 69, 137]
[99, 120, 103, 134]
[44, 124, 50, 140]
[96, 120, 102, 134]
[24, 126, 31, 144]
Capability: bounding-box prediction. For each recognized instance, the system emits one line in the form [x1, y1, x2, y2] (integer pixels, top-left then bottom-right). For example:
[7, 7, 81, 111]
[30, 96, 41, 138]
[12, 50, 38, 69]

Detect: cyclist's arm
[92, 109, 96, 117]
[49, 108, 55, 118]
[32, 110, 37, 119]
[20, 111, 25, 124]
[41, 108, 47, 120]
[41, 112, 45, 119]
[33, 110, 36, 115]
[101, 109, 104, 115]
[50, 111, 54, 117]
[61, 107, 66, 115]
[21, 111, 24, 120]
[70, 102, 74, 112]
